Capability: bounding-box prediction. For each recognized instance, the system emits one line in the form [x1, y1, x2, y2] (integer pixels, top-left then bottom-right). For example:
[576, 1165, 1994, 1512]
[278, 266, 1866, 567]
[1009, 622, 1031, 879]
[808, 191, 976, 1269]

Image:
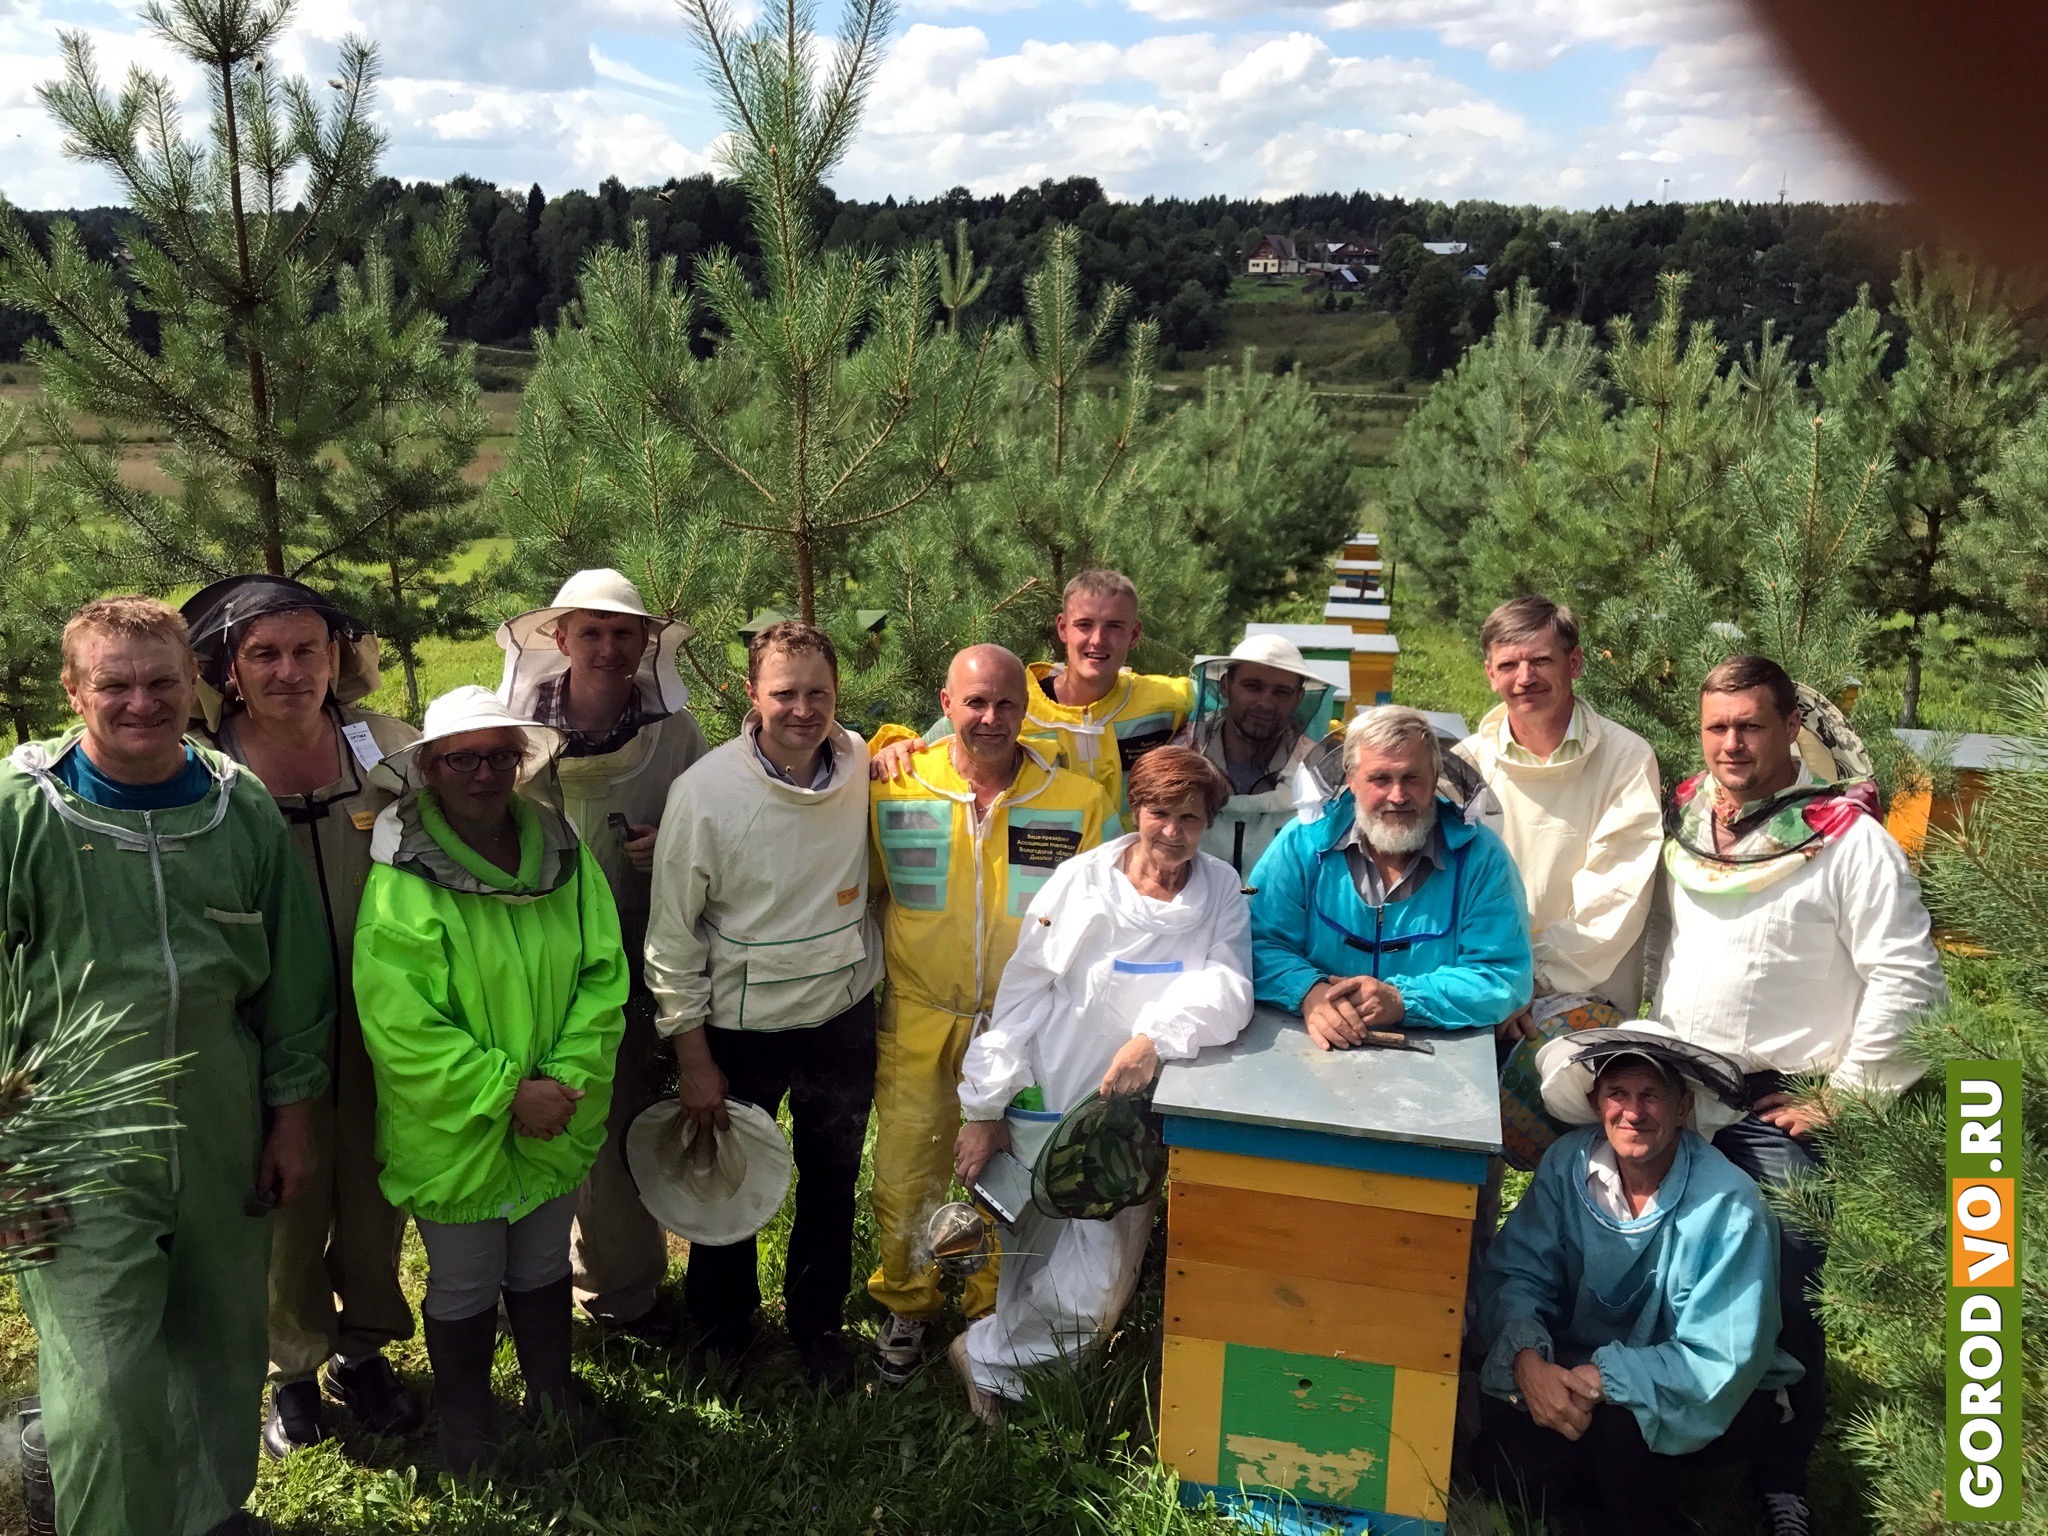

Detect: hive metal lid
[1153, 1004, 1503, 1154]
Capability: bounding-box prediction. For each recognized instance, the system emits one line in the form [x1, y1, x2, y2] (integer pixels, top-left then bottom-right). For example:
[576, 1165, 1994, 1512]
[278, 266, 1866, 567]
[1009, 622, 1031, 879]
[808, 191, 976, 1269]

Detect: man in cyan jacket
[1249, 705, 1532, 1047]
[1474, 1025, 1802, 1536]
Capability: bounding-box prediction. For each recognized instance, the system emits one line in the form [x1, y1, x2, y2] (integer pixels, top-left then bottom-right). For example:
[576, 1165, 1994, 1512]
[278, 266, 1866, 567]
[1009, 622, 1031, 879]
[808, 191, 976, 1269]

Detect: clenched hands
[1514, 1349, 1606, 1440]
[1302, 976, 1406, 1050]
[512, 1077, 584, 1140]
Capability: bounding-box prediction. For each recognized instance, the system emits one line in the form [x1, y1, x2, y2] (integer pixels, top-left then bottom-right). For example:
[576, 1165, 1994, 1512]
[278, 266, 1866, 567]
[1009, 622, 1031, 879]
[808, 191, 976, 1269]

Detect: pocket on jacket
[739, 919, 867, 984]
[204, 906, 273, 994]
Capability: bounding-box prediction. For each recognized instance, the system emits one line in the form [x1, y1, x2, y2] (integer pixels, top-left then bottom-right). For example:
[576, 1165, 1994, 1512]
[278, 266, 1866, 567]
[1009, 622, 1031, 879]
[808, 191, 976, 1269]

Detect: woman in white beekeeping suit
[949, 746, 1254, 1422]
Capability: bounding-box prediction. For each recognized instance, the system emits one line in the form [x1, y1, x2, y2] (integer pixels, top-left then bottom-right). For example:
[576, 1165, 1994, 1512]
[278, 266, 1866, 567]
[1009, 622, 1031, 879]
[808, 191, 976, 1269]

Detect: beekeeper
[495, 569, 707, 1346]
[180, 574, 423, 1459]
[950, 746, 1253, 1422]
[644, 621, 879, 1394]
[1473, 1024, 1802, 1536]
[865, 644, 1113, 1387]
[354, 687, 628, 1474]
[871, 569, 1194, 819]
[1175, 633, 1340, 875]
[5, 597, 332, 1536]
[1451, 596, 1663, 1021]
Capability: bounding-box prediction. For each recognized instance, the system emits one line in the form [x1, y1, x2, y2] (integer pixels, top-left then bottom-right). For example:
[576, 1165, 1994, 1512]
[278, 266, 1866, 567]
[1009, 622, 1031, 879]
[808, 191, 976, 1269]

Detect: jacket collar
[1567, 1124, 1700, 1233]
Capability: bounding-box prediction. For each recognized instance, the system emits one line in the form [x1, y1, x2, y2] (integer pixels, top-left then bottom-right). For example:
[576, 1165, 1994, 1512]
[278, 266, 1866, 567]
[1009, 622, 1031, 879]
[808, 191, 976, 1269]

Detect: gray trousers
[571, 997, 669, 1323]
[415, 1192, 578, 1322]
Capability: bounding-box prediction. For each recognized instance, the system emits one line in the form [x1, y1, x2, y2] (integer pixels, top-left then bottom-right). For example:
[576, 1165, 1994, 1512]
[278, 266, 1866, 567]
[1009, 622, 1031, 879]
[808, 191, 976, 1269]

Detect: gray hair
[1342, 704, 1442, 782]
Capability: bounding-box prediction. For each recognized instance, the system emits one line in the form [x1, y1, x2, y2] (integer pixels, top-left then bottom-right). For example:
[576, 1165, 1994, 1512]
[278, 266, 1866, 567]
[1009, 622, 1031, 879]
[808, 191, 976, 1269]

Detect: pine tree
[1775, 671, 2046, 1535]
[0, 409, 91, 744]
[936, 218, 989, 335]
[666, 0, 993, 624]
[320, 200, 490, 720]
[0, 0, 385, 581]
[1852, 255, 2042, 728]
[1386, 280, 1597, 617]
[1579, 301, 1893, 788]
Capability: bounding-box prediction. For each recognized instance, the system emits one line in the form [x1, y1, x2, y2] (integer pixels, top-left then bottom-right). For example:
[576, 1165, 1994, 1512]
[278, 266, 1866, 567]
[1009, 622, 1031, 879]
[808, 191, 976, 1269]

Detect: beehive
[1155, 1007, 1499, 1535]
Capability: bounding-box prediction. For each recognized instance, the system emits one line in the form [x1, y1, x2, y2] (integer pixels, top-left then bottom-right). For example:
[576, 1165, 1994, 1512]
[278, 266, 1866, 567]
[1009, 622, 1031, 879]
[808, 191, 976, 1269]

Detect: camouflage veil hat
[1030, 1089, 1168, 1220]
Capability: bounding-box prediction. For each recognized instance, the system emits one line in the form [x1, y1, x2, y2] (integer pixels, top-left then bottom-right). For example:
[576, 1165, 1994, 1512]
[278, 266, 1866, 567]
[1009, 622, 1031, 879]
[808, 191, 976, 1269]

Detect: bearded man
[1247, 705, 1532, 1048]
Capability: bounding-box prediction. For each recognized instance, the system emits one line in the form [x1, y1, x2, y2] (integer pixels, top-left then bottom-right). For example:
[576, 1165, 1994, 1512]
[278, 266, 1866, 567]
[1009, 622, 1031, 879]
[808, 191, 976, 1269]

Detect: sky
[0, 0, 1893, 211]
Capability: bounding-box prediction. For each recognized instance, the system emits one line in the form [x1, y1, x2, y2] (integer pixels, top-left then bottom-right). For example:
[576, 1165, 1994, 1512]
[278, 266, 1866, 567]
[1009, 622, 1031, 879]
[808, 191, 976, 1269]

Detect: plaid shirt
[532, 676, 666, 758]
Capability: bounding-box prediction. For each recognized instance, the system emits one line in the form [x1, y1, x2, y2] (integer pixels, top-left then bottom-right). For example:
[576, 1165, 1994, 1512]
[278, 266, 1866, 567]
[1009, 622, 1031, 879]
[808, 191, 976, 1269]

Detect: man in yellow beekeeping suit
[865, 644, 1111, 1384]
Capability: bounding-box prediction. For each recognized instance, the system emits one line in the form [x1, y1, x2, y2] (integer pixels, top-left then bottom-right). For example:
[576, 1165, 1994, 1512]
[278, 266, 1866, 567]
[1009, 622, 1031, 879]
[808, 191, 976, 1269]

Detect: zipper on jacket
[143, 810, 183, 1190]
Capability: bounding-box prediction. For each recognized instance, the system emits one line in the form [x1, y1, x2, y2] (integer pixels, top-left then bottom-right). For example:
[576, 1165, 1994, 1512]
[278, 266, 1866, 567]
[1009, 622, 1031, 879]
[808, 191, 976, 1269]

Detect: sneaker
[261, 1379, 328, 1459]
[1764, 1493, 1814, 1536]
[323, 1354, 424, 1438]
[872, 1313, 928, 1385]
[794, 1330, 858, 1398]
[947, 1333, 1004, 1427]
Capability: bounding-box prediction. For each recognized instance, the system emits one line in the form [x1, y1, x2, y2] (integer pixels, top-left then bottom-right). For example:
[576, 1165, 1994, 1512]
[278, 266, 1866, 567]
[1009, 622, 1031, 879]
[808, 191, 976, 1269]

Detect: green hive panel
[1216, 1343, 1396, 1511]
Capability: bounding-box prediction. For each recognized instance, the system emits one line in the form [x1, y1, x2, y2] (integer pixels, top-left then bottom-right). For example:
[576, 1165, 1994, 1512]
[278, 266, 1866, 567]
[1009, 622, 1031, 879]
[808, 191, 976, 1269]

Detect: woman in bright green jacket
[354, 686, 627, 1475]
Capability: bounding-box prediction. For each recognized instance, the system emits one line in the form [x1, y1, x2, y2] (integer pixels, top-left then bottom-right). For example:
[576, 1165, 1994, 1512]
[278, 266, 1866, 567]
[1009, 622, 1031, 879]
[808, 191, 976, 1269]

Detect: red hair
[1125, 746, 1231, 822]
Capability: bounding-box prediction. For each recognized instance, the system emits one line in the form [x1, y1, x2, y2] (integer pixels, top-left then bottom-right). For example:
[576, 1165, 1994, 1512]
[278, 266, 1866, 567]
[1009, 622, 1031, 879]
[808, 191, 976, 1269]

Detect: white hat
[626, 1099, 793, 1247]
[1191, 632, 1330, 691]
[494, 569, 695, 718]
[381, 686, 564, 788]
[1535, 1020, 1749, 1135]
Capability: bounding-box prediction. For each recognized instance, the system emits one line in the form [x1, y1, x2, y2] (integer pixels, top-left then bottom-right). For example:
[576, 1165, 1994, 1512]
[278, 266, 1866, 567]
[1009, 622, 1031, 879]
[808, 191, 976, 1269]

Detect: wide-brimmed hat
[1031, 1090, 1168, 1220]
[1190, 634, 1339, 738]
[179, 575, 381, 730]
[625, 1099, 793, 1246]
[380, 686, 563, 789]
[494, 569, 693, 718]
[1536, 1022, 1750, 1134]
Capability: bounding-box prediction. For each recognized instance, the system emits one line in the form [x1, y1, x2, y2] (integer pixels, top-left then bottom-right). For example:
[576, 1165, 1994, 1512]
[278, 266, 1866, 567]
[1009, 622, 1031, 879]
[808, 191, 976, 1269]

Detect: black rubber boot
[422, 1305, 501, 1476]
[504, 1277, 613, 1442]
[19, 1398, 54, 1536]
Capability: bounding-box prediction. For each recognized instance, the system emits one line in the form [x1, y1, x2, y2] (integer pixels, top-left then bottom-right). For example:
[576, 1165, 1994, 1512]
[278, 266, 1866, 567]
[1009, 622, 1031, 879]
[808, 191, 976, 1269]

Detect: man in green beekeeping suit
[2, 597, 333, 1536]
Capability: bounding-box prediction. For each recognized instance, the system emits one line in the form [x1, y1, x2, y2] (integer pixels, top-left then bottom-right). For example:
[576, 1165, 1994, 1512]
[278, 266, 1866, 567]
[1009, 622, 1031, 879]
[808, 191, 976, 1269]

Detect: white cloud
[0, 0, 1890, 211]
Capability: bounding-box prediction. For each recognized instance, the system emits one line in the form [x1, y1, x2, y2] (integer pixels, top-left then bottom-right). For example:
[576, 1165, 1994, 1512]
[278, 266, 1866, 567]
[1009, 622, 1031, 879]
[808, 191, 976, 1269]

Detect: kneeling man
[1248, 705, 1531, 1045]
[1472, 1026, 1802, 1536]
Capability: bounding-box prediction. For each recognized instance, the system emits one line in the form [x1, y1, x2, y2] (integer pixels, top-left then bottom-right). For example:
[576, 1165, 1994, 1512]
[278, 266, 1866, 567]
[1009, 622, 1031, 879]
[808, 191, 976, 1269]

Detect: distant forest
[2, 174, 1924, 374]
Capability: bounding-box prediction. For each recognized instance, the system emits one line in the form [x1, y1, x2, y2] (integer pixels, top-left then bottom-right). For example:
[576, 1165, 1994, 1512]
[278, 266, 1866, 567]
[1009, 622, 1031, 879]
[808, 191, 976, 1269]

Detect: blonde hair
[1062, 569, 1138, 611]
[61, 597, 194, 685]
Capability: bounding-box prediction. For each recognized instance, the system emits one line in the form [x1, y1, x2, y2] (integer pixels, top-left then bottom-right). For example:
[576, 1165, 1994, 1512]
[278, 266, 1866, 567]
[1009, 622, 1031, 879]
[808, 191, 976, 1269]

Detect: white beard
[1358, 799, 1437, 856]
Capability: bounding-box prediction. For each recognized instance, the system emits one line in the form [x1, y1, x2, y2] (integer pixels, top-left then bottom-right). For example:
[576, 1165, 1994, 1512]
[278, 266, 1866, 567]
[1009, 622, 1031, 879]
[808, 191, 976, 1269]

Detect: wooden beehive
[1155, 1007, 1499, 1536]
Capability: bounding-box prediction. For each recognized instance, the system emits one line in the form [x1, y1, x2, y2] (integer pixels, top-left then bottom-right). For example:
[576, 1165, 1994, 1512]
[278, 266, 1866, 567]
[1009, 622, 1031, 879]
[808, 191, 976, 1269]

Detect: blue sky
[0, 0, 1889, 209]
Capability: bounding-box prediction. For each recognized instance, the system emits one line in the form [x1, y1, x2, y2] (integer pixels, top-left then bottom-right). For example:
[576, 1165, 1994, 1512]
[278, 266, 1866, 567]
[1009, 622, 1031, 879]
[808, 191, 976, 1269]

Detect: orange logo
[1952, 1178, 2016, 1287]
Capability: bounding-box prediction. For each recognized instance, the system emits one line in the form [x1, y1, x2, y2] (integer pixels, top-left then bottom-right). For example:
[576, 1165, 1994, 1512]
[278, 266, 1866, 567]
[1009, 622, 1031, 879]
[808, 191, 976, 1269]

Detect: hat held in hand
[626, 1099, 792, 1247]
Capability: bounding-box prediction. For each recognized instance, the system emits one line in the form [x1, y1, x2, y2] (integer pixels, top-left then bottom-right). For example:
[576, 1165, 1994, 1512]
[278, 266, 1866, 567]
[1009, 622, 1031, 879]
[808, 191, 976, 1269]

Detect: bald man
[864, 647, 1114, 1382]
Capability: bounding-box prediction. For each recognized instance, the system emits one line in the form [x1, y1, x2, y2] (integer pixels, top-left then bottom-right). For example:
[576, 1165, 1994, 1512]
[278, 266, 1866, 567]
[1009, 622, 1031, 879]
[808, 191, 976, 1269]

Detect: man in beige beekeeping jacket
[643, 620, 879, 1394]
[496, 569, 708, 1344]
[1452, 595, 1662, 1025]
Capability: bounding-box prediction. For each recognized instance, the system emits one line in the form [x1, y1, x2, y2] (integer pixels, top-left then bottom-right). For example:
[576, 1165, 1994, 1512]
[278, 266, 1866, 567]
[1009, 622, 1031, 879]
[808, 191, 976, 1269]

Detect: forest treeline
[3, 173, 1926, 374]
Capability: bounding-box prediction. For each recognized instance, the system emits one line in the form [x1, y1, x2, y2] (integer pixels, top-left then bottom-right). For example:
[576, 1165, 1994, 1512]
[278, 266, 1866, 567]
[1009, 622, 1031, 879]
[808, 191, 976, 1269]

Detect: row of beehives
[1241, 530, 1399, 726]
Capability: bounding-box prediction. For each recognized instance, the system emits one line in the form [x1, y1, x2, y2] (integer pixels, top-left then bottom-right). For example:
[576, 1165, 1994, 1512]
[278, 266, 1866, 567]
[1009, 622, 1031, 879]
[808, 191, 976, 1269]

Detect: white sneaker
[949, 1333, 1005, 1427]
[872, 1313, 928, 1384]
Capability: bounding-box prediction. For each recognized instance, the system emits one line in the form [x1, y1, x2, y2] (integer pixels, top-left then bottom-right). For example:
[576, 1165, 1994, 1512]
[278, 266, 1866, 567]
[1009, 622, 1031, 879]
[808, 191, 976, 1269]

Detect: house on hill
[1246, 235, 1304, 275]
[1422, 240, 1470, 257]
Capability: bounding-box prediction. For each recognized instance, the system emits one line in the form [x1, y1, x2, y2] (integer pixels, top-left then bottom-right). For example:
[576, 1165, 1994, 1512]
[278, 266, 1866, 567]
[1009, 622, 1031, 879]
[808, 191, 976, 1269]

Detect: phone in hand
[607, 812, 632, 847]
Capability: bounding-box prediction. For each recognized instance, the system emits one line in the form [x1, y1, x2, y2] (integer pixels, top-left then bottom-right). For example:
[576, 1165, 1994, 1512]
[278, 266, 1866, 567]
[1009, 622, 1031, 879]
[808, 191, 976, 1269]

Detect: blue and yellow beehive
[1154, 1006, 1500, 1535]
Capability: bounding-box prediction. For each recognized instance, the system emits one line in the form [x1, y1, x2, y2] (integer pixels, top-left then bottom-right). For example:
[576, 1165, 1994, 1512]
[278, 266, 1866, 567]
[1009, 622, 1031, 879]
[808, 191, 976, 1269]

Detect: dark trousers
[1713, 1074, 1825, 1500]
[683, 993, 877, 1344]
[1474, 1390, 1781, 1535]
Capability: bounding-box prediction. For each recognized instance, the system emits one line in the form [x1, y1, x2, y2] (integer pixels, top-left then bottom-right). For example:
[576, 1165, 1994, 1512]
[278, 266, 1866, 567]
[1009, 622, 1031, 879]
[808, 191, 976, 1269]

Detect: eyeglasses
[436, 749, 525, 774]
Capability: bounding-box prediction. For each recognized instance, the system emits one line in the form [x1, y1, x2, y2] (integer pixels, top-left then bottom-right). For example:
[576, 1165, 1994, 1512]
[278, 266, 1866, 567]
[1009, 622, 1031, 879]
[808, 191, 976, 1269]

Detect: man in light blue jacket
[1247, 705, 1531, 1047]
[1472, 1025, 1803, 1536]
